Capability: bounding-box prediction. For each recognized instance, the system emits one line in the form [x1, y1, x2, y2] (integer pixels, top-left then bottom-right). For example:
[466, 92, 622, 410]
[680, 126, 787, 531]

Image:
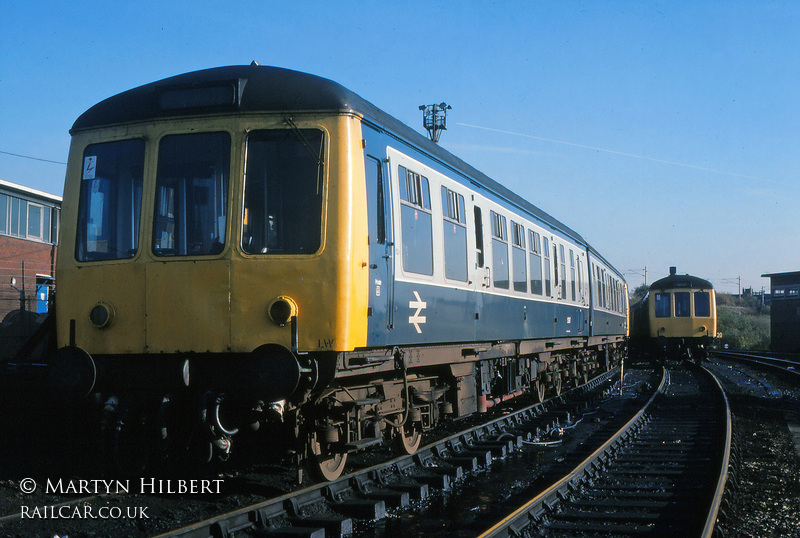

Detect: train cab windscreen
[75, 139, 145, 261]
[152, 132, 230, 257]
[241, 129, 324, 254]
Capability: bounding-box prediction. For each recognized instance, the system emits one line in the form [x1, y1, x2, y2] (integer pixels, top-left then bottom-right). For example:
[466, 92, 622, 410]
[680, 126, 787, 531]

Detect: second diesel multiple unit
[630, 267, 717, 363]
[54, 65, 628, 480]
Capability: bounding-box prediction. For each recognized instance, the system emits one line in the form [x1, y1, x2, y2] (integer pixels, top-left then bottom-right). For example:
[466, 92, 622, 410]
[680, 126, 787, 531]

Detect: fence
[0, 260, 55, 322]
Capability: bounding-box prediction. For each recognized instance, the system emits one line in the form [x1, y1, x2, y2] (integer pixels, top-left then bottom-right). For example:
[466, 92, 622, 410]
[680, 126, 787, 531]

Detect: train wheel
[307, 433, 347, 482]
[533, 380, 546, 403]
[553, 373, 562, 396]
[574, 372, 589, 387]
[394, 421, 422, 455]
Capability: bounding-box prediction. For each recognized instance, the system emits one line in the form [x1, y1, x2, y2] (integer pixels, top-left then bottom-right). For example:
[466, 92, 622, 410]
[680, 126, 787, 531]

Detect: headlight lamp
[89, 301, 115, 329]
[268, 296, 298, 326]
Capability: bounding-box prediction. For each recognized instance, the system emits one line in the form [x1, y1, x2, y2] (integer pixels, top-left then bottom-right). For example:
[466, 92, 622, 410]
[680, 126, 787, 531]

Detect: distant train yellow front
[631, 267, 717, 363]
[645, 284, 717, 339]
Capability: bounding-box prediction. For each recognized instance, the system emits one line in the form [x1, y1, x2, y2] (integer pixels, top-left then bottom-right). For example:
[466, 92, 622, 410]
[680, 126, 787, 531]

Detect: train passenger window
[511, 222, 526, 292]
[612, 280, 617, 312]
[474, 206, 484, 268]
[674, 292, 690, 317]
[442, 186, 467, 282]
[399, 166, 433, 275]
[559, 244, 567, 299]
[528, 230, 543, 295]
[543, 237, 551, 296]
[595, 266, 601, 307]
[490, 211, 509, 289]
[398, 166, 431, 209]
[154, 132, 230, 257]
[654, 292, 670, 317]
[694, 292, 711, 317]
[76, 139, 145, 261]
[242, 129, 323, 255]
[569, 249, 576, 301]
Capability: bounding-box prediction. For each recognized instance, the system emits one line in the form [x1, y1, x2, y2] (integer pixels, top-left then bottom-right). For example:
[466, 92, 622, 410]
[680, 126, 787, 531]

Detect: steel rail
[701, 365, 733, 537]
[479, 364, 732, 538]
[712, 350, 800, 382]
[155, 369, 619, 538]
[477, 366, 668, 538]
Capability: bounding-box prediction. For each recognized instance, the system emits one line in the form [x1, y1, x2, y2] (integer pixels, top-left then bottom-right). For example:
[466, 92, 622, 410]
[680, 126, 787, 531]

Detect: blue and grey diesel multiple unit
[53, 65, 628, 480]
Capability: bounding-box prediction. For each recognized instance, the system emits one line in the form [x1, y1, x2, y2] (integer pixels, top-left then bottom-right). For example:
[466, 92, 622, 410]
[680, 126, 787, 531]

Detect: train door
[363, 127, 394, 344]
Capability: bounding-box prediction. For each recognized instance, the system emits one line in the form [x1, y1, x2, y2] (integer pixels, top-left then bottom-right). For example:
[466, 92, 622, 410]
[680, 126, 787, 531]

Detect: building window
[27, 203, 42, 240]
[0, 194, 7, 234]
[0, 192, 58, 244]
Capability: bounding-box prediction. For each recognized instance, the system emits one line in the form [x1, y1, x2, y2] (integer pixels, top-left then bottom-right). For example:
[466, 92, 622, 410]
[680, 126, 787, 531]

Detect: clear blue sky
[3, 1, 798, 294]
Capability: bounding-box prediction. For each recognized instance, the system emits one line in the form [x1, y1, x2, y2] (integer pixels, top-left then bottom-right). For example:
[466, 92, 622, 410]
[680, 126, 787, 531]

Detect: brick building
[762, 271, 800, 353]
[0, 179, 61, 321]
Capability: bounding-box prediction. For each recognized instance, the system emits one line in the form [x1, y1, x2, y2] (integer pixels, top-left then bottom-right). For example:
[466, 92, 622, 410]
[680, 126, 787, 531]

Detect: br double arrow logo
[408, 291, 427, 334]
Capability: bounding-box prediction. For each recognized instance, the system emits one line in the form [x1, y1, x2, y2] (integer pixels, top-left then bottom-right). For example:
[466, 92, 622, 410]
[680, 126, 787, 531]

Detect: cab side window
[694, 291, 711, 317]
[655, 292, 671, 317]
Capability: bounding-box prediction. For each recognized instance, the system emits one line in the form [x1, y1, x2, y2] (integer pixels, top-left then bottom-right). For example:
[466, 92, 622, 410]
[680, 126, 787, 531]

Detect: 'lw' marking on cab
[409, 291, 427, 333]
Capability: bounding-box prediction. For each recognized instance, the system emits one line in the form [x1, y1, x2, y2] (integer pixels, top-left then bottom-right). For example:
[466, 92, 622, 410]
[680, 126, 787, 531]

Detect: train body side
[358, 123, 627, 349]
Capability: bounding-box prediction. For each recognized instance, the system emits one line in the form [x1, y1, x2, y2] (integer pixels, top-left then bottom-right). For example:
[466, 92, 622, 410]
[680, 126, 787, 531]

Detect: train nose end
[49, 346, 97, 400]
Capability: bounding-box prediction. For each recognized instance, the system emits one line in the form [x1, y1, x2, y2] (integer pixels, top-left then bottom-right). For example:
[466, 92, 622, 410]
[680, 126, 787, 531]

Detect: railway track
[148, 368, 643, 538]
[0, 366, 673, 537]
[711, 350, 800, 383]
[480, 365, 731, 537]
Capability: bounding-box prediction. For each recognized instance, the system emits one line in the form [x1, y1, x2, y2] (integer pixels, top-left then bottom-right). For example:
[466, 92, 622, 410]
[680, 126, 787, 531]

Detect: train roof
[649, 273, 714, 291]
[71, 65, 588, 246]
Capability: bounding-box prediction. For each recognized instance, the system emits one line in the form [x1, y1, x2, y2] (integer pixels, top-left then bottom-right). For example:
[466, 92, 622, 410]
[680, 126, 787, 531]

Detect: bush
[717, 307, 770, 350]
